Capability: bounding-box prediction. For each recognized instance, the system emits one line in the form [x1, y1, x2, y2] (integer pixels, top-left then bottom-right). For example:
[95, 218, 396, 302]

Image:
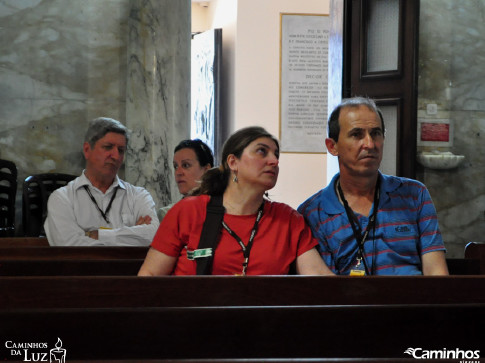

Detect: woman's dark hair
[328, 97, 385, 142]
[194, 126, 279, 196]
[174, 139, 214, 167]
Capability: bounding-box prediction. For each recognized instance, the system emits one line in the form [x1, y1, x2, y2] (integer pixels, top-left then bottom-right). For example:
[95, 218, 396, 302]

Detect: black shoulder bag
[195, 195, 225, 275]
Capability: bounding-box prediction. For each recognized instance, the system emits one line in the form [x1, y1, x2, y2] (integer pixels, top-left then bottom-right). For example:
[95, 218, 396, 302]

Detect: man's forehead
[97, 132, 127, 145]
[339, 105, 382, 128]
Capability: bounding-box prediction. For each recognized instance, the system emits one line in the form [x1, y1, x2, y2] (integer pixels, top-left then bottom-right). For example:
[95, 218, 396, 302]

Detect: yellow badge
[349, 258, 366, 276]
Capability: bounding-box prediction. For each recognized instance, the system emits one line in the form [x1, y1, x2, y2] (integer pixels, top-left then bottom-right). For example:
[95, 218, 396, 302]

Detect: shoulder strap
[196, 195, 225, 275]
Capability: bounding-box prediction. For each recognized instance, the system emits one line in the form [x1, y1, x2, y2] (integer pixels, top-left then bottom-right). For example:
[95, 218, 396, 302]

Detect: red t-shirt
[151, 195, 318, 275]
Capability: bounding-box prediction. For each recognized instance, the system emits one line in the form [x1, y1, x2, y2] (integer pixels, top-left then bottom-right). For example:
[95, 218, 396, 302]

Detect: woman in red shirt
[138, 127, 333, 276]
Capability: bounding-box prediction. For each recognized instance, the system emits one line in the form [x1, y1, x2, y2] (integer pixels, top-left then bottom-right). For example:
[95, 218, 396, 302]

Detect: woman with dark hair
[139, 127, 333, 276]
[158, 139, 214, 220]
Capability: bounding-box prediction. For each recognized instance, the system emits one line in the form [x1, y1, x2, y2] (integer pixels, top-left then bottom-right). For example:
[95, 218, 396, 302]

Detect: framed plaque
[279, 13, 329, 153]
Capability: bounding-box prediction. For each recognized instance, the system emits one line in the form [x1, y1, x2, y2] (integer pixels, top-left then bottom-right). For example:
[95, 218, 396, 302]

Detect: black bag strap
[196, 195, 225, 275]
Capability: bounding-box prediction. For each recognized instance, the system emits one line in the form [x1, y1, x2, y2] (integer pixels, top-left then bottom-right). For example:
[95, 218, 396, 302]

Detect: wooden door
[343, 0, 419, 178]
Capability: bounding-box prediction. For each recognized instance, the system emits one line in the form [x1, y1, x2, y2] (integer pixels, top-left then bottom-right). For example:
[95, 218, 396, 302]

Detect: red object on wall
[421, 122, 450, 142]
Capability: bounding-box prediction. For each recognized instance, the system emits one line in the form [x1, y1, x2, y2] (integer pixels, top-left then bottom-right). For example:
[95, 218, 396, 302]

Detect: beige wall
[192, 3, 210, 32]
[193, 0, 330, 209]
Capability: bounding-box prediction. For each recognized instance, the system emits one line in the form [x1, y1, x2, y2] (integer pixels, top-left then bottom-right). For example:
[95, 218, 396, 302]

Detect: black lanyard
[221, 202, 264, 276]
[83, 185, 119, 224]
[337, 177, 380, 275]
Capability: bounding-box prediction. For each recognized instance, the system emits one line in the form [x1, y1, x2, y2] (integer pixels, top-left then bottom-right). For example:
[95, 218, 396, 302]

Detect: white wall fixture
[417, 151, 465, 170]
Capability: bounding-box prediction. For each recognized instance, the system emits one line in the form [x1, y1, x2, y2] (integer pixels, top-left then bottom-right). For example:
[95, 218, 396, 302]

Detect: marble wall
[0, 0, 190, 234]
[418, 0, 485, 257]
[125, 0, 190, 207]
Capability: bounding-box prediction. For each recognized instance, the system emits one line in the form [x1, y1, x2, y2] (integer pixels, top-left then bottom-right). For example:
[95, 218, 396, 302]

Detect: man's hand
[85, 230, 99, 240]
[136, 215, 152, 225]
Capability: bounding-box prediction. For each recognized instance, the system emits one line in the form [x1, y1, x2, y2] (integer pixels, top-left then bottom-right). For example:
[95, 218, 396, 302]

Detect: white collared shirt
[44, 171, 159, 246]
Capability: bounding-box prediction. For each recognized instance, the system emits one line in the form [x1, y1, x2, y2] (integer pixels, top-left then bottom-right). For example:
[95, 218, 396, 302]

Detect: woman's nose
[268, 153, 279, 165]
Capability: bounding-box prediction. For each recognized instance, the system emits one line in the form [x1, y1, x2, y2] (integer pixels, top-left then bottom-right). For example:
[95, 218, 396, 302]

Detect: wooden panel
[465, 242, 485, 274]
[2, 276, 485, 309]
[446, 258, 480, 275]
[0, 360, 437, 363]
[0, 259, 143, 276]
[1, 304, 484, 360]
[0, 237, 49, 247]
[345, 0, 419, 178]
[0, 246, 148, 260]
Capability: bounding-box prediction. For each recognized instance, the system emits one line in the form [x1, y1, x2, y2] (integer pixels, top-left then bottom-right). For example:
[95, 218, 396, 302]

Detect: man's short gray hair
[328, 97, 385, 142]
[84, 117, 129, 148]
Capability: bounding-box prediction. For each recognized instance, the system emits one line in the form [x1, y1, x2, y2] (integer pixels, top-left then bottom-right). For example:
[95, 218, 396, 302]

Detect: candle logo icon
[49, 338, 66, 363]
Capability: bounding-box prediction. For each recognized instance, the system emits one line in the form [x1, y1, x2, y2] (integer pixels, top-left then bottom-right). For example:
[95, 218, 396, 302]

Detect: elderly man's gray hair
[84, 117, 129, 148]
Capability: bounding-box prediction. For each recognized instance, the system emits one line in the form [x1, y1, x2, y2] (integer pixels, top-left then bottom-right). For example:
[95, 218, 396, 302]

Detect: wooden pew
[0, 257, 474, 277]
[0, 246, 148, 260]
[0, 237, 49, 247]
[465, 241, 485, 274]
[1, 303, 484, 360]
[0, 259, 143, 276]
[1, 359, 450, 363]
[2, 276, 485, 309]
[2, 276, 484, 361]
[0, 360, 448, 363]
[446, 257, 480, 274]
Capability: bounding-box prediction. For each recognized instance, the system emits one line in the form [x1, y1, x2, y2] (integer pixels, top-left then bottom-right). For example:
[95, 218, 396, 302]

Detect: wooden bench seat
[2, 275, 485, 309]
[2, 303, 483, 360]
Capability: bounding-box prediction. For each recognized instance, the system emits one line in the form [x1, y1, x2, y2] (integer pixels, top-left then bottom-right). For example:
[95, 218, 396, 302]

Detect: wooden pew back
[2, 304, 484, 360]
[465, 241, 485, 274]
[0, 237, 49, 247]
[0, 246, 148, 260]
[0, 259, 143, 276]
[2, 276, 485, 309]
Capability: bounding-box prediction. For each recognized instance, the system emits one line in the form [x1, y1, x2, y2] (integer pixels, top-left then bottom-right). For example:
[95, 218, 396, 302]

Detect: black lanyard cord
[83, 185, 119, 225]
[337, 177, 380, 275]
[221, 201, 265, 276]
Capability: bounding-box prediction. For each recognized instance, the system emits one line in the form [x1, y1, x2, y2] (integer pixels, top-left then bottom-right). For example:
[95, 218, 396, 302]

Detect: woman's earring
[233, 171, 238, 183]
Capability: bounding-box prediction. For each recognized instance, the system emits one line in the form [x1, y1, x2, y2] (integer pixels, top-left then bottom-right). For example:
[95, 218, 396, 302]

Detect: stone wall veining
[0, 0, 189, 234]
[418, 0, 485, 257]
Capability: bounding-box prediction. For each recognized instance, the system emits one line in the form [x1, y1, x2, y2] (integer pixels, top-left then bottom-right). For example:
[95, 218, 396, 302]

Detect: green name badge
[187, 248, 213, 260]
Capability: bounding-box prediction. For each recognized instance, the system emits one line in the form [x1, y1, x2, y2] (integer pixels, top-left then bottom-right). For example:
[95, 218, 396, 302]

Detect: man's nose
[111, 148, 124, 161]
[110, 148, 120, 159]
[362, 133, 375, 149]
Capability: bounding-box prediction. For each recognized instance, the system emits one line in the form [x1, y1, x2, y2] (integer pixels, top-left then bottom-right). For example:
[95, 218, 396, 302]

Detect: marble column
[125, 0, 191, 209]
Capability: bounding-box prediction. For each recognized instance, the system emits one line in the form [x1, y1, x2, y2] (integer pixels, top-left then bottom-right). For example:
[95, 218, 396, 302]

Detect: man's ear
[82, 142, 91, 160]
[325, 138, 339, 157]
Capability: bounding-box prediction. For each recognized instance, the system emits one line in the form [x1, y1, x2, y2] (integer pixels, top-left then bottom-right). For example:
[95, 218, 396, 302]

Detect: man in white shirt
[45, 117, 159, 246]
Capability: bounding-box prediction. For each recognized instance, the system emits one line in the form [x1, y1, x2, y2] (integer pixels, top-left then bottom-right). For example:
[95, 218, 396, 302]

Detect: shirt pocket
[382, 222, 420, 255]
